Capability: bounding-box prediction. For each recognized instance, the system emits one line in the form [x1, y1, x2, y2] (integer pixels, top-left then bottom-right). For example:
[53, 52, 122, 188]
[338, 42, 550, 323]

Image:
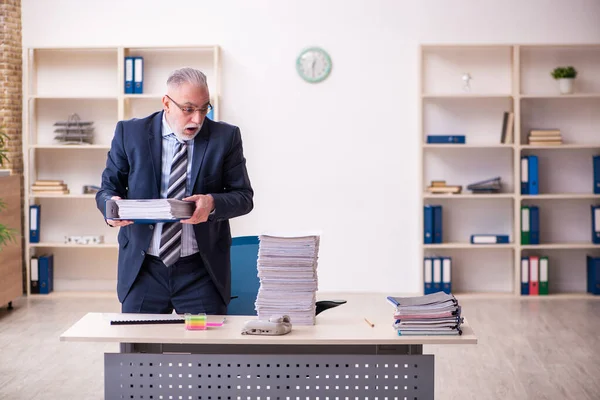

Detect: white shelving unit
[22, 45, 221, 295]
[420, 44, 600, 297]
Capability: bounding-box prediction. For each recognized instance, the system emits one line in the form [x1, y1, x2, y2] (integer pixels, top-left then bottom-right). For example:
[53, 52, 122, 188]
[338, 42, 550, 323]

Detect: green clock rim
[296, 47, 332, 83]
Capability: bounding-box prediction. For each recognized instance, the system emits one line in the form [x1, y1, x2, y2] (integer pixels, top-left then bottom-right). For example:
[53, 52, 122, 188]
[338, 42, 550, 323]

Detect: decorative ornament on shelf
[461, 73, 472, 93]
[551, 66, 577, 95]
[53, 113, 95, 145]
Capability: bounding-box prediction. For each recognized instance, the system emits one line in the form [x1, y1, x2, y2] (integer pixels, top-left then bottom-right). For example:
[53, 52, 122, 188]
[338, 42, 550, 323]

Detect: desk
[60, 294, 476, 399]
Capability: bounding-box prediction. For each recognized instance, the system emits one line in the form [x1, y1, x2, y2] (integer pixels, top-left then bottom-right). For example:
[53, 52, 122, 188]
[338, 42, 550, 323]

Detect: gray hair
[167, 67, 208, 89]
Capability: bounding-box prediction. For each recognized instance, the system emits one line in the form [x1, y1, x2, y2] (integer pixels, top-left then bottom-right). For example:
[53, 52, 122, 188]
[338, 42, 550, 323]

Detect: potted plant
[551, 66, 577, 94]
[0, 129, 15, 249]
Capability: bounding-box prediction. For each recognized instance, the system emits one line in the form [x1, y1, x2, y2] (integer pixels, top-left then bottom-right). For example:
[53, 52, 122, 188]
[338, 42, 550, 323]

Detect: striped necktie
[159, 139, 188, 267]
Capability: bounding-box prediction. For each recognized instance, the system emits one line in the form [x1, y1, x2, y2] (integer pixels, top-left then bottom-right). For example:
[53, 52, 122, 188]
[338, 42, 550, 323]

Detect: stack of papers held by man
[108, 199, 195, 221]
[254, 234, 320, 325]
[387, 291, 463, 336]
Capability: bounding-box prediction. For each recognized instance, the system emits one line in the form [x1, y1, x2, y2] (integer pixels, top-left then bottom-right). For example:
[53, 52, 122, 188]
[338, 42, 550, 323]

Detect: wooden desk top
[60, 293, 477, 346]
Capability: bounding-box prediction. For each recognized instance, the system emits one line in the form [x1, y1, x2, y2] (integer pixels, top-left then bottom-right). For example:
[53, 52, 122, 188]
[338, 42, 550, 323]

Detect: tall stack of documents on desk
[109, 199, 194, 221]
[387, 291, 463, 336]
[255, 235, 320, 325]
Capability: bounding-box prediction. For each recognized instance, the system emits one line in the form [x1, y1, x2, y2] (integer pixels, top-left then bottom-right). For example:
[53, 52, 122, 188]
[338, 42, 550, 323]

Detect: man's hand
[106, 196, 133, 227]
[181, 194, 214, 224]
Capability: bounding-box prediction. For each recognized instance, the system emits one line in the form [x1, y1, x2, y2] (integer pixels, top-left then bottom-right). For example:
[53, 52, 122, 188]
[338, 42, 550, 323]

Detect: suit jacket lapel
[148, 111, 163, 197]
[190, 121, 210, 191]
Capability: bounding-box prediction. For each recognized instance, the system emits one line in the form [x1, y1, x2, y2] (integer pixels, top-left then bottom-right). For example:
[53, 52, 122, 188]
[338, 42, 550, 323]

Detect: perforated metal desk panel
[60, 294, 477, 400]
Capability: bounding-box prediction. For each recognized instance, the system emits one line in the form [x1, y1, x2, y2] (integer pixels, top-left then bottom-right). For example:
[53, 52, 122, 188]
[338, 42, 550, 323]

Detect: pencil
[364, 317, 374, 328]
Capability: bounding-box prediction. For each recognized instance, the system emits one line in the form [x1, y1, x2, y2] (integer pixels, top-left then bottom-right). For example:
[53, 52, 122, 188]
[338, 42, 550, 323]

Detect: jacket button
[141, 251, 145, 256]
[149, 225, 154, 230]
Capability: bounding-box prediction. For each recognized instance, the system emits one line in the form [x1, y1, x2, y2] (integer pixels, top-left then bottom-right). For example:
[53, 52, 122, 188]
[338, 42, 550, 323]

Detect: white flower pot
[558, 78, 574, 94]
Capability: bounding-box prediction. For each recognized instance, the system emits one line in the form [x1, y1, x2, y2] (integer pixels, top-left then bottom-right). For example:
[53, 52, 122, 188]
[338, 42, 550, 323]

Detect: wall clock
[296, 47, 332, 83]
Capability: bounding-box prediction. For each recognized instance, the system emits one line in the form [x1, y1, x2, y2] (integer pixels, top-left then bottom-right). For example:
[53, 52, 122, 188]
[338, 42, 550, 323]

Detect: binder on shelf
[29, 204, 40, 243]
[529, 205, 540, 245]
[587, 256, 600, 295]
[470, 234, 510, 244]
[520, 156, 529, 195]
[539, 256, 549, 295]
[426, 135, 466, 144]
[592, 205, 600, 244]
[124, 56, 134, 94]
[441, 257, 452, 294]
[521, 206, 530, 245]
[133, 56, 144, 94]
[528, 155, 539, 195]
[432, 257, 442, 293]
[521, 257, 529, 295]
[432, 205, 443, 244]
[594, 155, 600, 194]
[423, 205, 434, 244]
[529, 255, 539, 295]
[38, 254, 54, 295]
[423, 257, 433, 295]
[30, 256, 40, 294]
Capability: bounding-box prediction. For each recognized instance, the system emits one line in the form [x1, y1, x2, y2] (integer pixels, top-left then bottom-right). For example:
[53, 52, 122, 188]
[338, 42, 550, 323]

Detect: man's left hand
[181, 194, 215, 224]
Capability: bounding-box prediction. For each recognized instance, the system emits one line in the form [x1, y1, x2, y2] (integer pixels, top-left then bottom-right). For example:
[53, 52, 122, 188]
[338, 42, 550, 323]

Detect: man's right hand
[106, 196, 134, 227]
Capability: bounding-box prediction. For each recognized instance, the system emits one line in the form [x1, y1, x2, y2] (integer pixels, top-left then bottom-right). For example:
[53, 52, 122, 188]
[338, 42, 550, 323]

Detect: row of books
[423, 205, 443, 244]
[254, 234, 320, 326]
[387, 291, 463, 336]
[528, 129, 562, 146]
[520, 205, 540, 245]
[520, 255, 548, 295]
[30, 254, 54, 295]
[31, 179, 70, 195]
[426, 177, 503, 195]
[423, 257, 451, 294]
[587, 256, 600, 295]
[124, 56, 144, 94]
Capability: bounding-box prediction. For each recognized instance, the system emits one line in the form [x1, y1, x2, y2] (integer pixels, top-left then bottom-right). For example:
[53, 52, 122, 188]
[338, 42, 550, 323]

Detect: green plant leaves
[551, 66, 577, 79]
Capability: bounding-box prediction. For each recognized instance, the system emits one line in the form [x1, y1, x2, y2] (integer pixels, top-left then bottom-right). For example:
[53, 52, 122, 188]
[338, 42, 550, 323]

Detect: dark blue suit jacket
[95, 111, 254, 304]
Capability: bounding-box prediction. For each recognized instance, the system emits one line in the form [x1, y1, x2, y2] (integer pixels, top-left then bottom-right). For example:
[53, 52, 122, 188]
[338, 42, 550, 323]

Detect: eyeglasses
[166, 94, 212, 116]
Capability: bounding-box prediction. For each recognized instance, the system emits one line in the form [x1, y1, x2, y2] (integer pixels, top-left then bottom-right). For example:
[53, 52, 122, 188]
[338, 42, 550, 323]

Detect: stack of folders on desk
[255, 235, 320, 325]
[387, 291, 462, 336]
[107, 199, 194, 221]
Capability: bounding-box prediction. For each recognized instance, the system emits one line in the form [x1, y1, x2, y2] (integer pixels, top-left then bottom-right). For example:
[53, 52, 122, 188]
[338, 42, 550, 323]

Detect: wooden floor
[0, 294, 599, 400]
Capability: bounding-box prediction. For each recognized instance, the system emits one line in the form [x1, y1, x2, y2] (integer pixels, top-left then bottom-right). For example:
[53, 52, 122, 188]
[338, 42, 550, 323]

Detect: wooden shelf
[23, 45, 222, 295]
[422, 94, 513, 99]
[29, 95, 118, 100]
[29, 193, 96, 199]
[520, 93, 600, 99]
[424, 193, 514, 199]
[124, 94, 163, 99]
[29, 145, 111, 150]
[520, 144, 600, 150]
[423, 144, 514, 149]
[520, 243, 600, 250]
[424, 243, 515, 250]
[521, 193, 600, 200]
[29, 242, 118, 249]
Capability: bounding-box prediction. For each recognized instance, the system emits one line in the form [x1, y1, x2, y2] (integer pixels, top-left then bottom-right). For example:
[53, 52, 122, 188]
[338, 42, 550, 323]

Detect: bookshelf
[22, 45, 221, 295]
[420, 44, 600, 297]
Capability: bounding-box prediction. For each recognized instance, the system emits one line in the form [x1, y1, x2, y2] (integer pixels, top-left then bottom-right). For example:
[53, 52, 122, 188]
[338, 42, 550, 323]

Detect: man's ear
[162, 95, 170, 112]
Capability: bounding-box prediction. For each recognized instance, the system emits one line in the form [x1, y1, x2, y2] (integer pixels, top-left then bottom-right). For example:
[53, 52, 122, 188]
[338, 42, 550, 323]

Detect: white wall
[21, 0, 600, 294]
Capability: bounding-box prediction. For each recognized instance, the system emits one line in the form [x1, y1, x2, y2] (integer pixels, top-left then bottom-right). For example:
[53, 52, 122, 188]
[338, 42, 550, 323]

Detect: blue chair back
[228, 235, 260, 315]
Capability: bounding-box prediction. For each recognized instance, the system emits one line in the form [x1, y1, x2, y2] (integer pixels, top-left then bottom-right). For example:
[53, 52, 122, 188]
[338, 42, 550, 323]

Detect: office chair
[228, 236, 261, 316]
[228, 235, 347, 316]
